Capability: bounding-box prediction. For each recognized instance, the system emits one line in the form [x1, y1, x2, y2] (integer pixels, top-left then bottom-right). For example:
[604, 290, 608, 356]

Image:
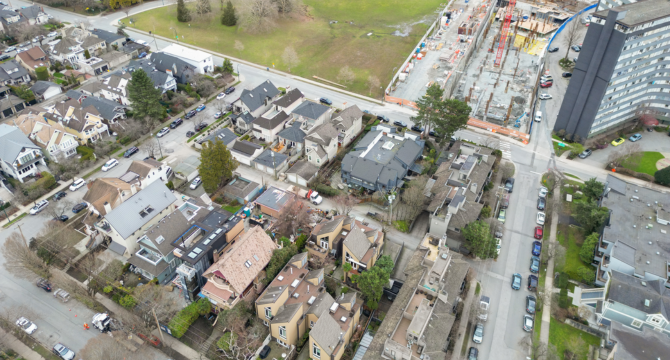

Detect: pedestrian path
[498, 141, 513, 160]
[0, 328, 45, 360]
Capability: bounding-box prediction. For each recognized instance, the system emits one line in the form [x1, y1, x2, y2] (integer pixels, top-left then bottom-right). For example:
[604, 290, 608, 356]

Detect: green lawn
[556, 225, 595, 282]
[123, 0, 439, 97]
[549, 317, 600, 360]
[222, 204, 242, 214]
[564, 173, 580, 180]
[622, 151, 664, 176]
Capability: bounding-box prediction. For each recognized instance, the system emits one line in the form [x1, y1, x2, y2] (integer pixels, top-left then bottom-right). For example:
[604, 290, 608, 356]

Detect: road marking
[530, 171, 544, 175]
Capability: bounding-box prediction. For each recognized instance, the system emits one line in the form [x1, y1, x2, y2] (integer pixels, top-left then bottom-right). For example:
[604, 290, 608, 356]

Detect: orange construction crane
[494, 0, 516, 67]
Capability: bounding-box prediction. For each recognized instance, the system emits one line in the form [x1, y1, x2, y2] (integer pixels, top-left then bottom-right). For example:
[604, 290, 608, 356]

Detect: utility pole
[16, 223, 27, 246]
[152, 307, 166, 344]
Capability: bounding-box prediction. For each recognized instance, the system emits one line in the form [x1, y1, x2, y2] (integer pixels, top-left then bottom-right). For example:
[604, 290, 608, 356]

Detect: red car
[540, 82, 553, 88]
[534, 226, 543, 239]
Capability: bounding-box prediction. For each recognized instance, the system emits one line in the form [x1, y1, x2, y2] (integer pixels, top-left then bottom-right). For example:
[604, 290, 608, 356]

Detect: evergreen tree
[177, 0, 191, 22]
[222, 58, 234, 74]
[197, 138, 238, 193]
[655, 166, 670, 186]
[84, 49, 91, 59]
[221, 0, 236, 26]
[127, 68, 163, 121]
[35, 66, 49, 81]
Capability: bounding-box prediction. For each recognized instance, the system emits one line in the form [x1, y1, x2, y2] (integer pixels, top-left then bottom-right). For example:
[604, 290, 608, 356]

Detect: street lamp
[169, 27, 178, 42]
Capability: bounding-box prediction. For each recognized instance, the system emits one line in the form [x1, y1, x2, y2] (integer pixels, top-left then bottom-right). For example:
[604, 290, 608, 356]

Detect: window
[317, 159, 320, 163]
[265, 307, 272, 319]
[650, 316, 663, 325]
[310, 321, 315, 328]
[279, 326, 286, 339]
[631, 319, 643, 328]
[320, 239, 329, 249]
[277, 339, 287, 347]
[312, 343, 321, 359]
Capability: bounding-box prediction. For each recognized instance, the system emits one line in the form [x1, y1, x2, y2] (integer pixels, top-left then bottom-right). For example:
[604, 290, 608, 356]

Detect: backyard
[621, 151, 665, 176]
[548, 318, 600, 360]
[121, 0, 442, 97]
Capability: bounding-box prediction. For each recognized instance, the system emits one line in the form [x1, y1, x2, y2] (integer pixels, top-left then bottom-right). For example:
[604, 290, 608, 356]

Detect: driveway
[574, 131, 670, 170]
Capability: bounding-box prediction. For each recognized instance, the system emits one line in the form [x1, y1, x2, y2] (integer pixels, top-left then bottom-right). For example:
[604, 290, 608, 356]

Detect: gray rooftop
[90, 28, 125, 44]
[332, 105, 363, 130]
[593, 0, 670, 27]
[0, 124, 41, 163]
[343, 224, 372, 260]
[239, 80, 279, 112]
[277, 121, 306, 143]
[201, 127, 236, 147]
[253, 149, 288, 169]
[253, 110, 290, 130]
[311, 313, 343, 356]
[307, 291, 336, 317]
[104, 181, 177, 239]
[66, 89, 85, 101]
[19, 5, 44, 19]
[231, 140, 262, 156]
[609, 321, 670, 359]
[231, 111, 255, 125]
[30, 81, 60, 96]
[273, 88, 303, 108]
[81, 96, 126, 121]
[292, 100, 330, 120]
[141, 209, 192, 256]
[271, 302, 302, 324]
[223, 176, 260, 199]
[0, 60, 29, 81]
[608, 270, 670, 319]
[255, 186, 294, 211]
[286, 160, 319, 181]
[149, 52, 196, 75]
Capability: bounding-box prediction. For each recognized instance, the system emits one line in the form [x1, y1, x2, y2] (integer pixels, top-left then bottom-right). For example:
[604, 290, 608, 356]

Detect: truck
[286, 185, 323, 205]
[478, 296, 490, 321]
[92, 313, 112, 332]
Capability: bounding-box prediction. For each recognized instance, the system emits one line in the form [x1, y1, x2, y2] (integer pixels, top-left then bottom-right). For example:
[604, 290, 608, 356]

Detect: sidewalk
[0, 328, 46, 360]
[539, 176, 560, 344]
[451, 278, 478, 358]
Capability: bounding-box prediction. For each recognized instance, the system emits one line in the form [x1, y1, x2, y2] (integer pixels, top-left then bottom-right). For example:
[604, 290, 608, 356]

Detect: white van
[534, 111, 542, 122]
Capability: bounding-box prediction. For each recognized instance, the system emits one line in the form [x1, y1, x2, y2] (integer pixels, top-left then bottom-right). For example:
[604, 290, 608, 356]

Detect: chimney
[103, 201, 111, 214]
[130, 183, 137, 195]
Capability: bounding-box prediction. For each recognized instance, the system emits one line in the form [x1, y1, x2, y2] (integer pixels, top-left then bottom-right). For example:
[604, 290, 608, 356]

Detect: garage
[286, 160, 318, 187]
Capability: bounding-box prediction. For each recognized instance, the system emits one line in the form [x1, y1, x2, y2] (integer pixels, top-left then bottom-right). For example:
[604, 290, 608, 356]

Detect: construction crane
[494, 0, 516, 67]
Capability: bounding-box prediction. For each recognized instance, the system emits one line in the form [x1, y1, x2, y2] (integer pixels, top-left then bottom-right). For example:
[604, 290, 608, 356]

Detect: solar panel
[187, 252, 197, 259]
[193, 248, 202, 254]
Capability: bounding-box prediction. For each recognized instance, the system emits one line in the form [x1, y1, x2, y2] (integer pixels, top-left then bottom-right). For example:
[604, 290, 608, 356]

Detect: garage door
[288, 173, 297, 184]
[232, 154, 250, 166]
[297, 177, 307, 186]
[257, 164, 265, 173]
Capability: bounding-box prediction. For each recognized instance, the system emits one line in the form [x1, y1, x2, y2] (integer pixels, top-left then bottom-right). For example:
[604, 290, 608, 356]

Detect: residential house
[82, 178, 136, 216]
[98, 51, 132, 69]
[230, 111, 255, 133]
[121, 42, 148, 59]
[307, 215, 353, 262]
[273, 88, 304, 114]
[195, 127, 237, 150]
[0, 10, 25, 34]
[222, 175, 262, 205]
[286, 160, 318, 187]
[160, 44, 214, 74]
[427, 142, 494, 240]
[83, 72, 131, 105]
[81, 96, 127, 125]
[230, 140, 264, 166]
[79, 35, 107, 57]
[341, 125, 424, 192]
[0, 95, 27, 118]
[122, 159, 172, 188]
[0, 123, 46, 183]
[45, 99, 110, 143]
[90, 28, 125, 49]
[129, 59, 177, 93]
[606, 321, 669, 360]
[16, 112, 77, 161]
[594, 175, 670, 286]
[30, 81, 62, 102]
[15, 47, 50, 75]
[65, 89, 88, 103]
[201, 225, 276, 310]
[236, 80, 281, 118]
[77, 56, 109, 76]
[0, 60, 31, 85]
[148, 52, 197, 84]
[291, 101, 332, 131]
[95, 181, 177, 257]
[342, 222, 385, 283]
[254, 186, 295, 218]
[277, 122, 306, 155]
[253, 149, 288, 176]
[18, 5, 48, 25]
[252, 111, 291, 144]
[50, 37, 84, 65]
[331, 105, 363, 147]
[304, 123, 339, 168]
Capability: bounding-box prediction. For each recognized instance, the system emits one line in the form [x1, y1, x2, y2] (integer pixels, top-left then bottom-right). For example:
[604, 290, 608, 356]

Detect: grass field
[556, 225, 595, 282]
[622, 151, 664, 176]
[549, 318, 600, 360]
[123, 0, 440, 97]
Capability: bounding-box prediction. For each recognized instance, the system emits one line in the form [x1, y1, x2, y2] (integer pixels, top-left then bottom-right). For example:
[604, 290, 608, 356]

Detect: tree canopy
[463, 220, 497, 259]
[264, 244, 298, 285]
[655, 165, 670, 186]
[582, 177, 604, 200]
[197, 138, 238, 193]
[352, 255, 394, 310]
[412, 84, 471, 145]
[222, 58, 234, 74]
[177, 0, 191, 22]
[573, 200, 609, 234]
[127, 68, 163, 121]
[579, 233, 599, 264]
[221, 0, 237, 26]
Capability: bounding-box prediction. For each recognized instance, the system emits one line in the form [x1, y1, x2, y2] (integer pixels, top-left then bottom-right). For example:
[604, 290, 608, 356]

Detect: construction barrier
[468, 117, 530, 141]
[384, 95, 419, 109]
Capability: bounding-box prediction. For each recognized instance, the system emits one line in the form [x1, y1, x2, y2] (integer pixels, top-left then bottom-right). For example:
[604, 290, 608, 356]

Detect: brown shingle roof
[82, 178, 132, 216]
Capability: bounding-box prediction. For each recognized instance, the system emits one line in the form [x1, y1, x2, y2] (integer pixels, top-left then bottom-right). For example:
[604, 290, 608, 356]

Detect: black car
[53, 215, 69, 222]
[411, 125, 424, 132]
[195, 122, 208, 132]
[526, 295, 536, 314]
[377, 115, 390, 123]
[0, 54, 10, 61]
[562, 72, 572, 78]
[528, 275, 538, 291]
[548, 47, 559, 53]
[124, 146, 139, 158]
[186, 130, 196, 137]
[578, 149, 592, 159]
[505, 178, 515, 193]
[468, 347, 478, 360]
[319, 97, 333, 105]
[259, 345, 271, 360]
[170, 118, 183, 128]
[53, 191, 67, 201]
[184, 110, 197, 119]
[571, 45, 581, 52]
[224, 86, 236, 94]
[393, 120, 407, 128]
[72, 202, 87, 213]
[537, 197, 546, 210]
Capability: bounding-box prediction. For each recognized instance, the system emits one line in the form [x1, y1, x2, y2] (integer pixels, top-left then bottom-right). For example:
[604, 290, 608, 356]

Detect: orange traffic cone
[84, 323, 90, 330]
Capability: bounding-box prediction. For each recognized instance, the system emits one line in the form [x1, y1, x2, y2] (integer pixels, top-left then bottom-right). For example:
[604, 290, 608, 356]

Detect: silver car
[472, 323, 484, 343]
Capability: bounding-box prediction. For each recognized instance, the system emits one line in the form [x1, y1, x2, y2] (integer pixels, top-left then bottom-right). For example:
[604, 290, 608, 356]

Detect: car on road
[495, 237, 501, 255]
[216, 92, 226, 100]
[540, 75, 553, 81]
[319, 97, 333, 105]
[534, 226, 543, 240]
[0, 54, 10, 61]
[530, 256, 540, 273]
[611, 137, 625, 146]
[190, 177, 202, 190]
[538, 93, 552, 100]
[124, 146, 139, 158]
[629, 133, 642, 142]
[505, 178, 515, 192]
[523, 315, 534, 332]
[186, 130, 196, 137]
[53, 343, 75, 360]
[69, 178, 86, 191]
[101, 158, 119, 171]
[472, 323, 484, 344]
[497, 209, 506, 223]
[534, 111, 542, 122]
[196, 104, 206, 112]
[377, 115, 390, 123]
[29, 200, 48, 215]
[137, 52, 147, 58]
[185, 110, 197, 119]
[537, 197, 545, 210]
[393, 120, 407, 128]
[536, 212, 545, 225]
[47, 31, 57, 37]
[578, 149, 592, 159]
[539, 186, 548, 198]
[156, 127, 170, 137]
[532, 241, 542, 256]
[195, 122, 208, 132]
[53, 191, 67, 201]
[309, 191, 323, 205]
[72, 202, 88, 213]
[571, 45, 581, 52]
[501, 194, 509, 209]
[5, 46, 15, 52]
[494, 226, 503, 238]
[214, 112, 223, 119]
[170, 118, 183, 128]
[547, 47, 559, 53]
[540, 82, 553, 88]
[562, 72, 572, 78]
[135, 39, 148, 45]
[224, 86, 236, 94]
[528, 274, 538, 291]
[16, 317, 37, 334]
[411, 125, 424, 132]
[573, 57, 578, 63]
[526, 295, 536, 314]
[512, 273, 522, 290]
[53, 215, 69, 222]
[468, 347, 478, 360]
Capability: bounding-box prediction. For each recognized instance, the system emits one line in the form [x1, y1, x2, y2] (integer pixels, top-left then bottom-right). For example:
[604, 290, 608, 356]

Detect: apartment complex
[554, 0, 670, 141]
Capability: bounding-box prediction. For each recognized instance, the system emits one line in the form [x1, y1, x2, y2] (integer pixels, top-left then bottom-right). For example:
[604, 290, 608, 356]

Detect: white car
[534, 111, 542, 122]
[47, 31, 57, 37]
[101, 159, 119, 171]
[216, 92, 226, 100]
[5, 46, 15, 52]
[538, 186, 548, 198]
[539, 93, 552, 100]
[16, 317, 37, 334]
[156, 127, 170, 138]
[190, 177, 202, 190]
[495, 238, 501, 254]
[69, 178, 86, 191]
[135, 39, 148, 45]
[309, 191, 323, 205]
[29, 200, 49, 215]
[537, 212, 545, 225]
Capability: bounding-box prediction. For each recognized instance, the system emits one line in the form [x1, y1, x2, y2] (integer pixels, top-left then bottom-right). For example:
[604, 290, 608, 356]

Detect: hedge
[558, 288, 570, 309]
[29, 172, 56, 192]
[119, 136, 133, 145]
[77, 146, 95, 162]
[616, 167, 656, 182]
[315, 184, 339, 197]
[168, 298, 212, 338]
[556, 272, 569, 289]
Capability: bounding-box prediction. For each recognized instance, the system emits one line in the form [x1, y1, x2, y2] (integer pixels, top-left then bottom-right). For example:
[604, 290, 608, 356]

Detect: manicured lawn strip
[222, 204, 242, 214]
[549, 317, 600, 360]
[82, 165, 104, 180]
[622, 151, 664, 176]
[3, 213, 27, 228]
[557, 226, 595, 282]
[564, 173, 580, 179]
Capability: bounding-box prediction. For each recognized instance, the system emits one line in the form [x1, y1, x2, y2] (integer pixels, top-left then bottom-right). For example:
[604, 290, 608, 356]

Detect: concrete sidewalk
[451, 279, 478, 358]
[540, 174, 560, 344]
[0, 328, 46, 360]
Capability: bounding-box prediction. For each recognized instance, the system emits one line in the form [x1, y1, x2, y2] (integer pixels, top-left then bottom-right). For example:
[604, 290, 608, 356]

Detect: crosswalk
[498, 141, 512, 160]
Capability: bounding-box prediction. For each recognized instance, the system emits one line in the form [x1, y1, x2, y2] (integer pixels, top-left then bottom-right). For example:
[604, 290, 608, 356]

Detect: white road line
[530, 171, 544, 176]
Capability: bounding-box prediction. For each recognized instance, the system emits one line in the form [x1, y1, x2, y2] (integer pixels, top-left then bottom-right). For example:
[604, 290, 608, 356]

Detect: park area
[121, 0, 443, 97]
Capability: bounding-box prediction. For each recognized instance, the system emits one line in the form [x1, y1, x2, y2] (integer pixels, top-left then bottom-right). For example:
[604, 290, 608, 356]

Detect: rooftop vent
[293, 293, 299, 298]
[308, 296, 316, 305]
[330, 302, 339, 313]
[340, 316, 347, 322]
[441, 253, 448, 260]
[382, 141, 395, 150]
[253, 255, 260, 261]
[645, 299, 651, 307]
[277, 275, 284, 281]
[244, 260, 252, 268]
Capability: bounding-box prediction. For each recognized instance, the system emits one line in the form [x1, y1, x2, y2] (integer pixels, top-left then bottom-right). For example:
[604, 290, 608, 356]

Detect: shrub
[119, 295, 137, 309]
[315, 184, 339, 197]
[341, 286, 349, 294]
[557, 272, 569, 289]
[119, 136, 132, 145]
[480, 205, 491, 218]
[240, 134, 250, 141]
[77, 146, 95, 161]
[168, 298, 212, 338]
[166, 180, 174, 190]
[392, 220, 409, 232]
[492, 149, 503, 157]
[558, 288, 570, 308]
[35, 66, 49, 81]
[217, 332, 238, 351]
[295, 234, 308, 252]
[31, 172, 56, 191]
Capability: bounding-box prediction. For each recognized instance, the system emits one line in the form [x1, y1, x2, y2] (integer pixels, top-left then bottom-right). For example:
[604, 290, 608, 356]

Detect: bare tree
[577, 305, 593, 321]
[48, 155, 80, 181]
[500, 161, 515, 180]
[117, 118, 145, 141]
[141, 138, 161, 159]
[274, 0, 301, 16]
[562, 20, 584, 61]
[337, 66, 355, 86]
[281, 46, 300, 73]
[127, 285, 181, 335]
[401, 175, 429, 221]
[234, 39, 245, 56]
[193, 74, 216, 97]
[93, 140, 115, 160]
[334, 193, 358, 215]
[366, 75, 380, 96]
[564, 337, 585, 360]
[42, 199, 75, 221]
[32, 222, 84, 265]
[274, 198, 310, 238]
[195, 0, 212, 17]
[518, 334, 549, 360]
[79, 334, 152, 360]
[217, 301, 264, 360]
[2, 232, 51, 279]
[239, 0, 278, 33]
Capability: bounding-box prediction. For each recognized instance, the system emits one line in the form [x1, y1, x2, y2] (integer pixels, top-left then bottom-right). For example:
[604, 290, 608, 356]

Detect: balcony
[307, 242, 328, 260]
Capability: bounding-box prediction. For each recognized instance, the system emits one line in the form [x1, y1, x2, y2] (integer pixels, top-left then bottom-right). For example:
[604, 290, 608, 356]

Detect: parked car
[47, 31, 57, 37]
[216, 92, 226, 100]
[523, 315, 534, 332]
[29, 200, 48, 215]
[53, 343, 75, 360]
[534, 111, 542, 122]
[562, 72, 572, 78]
[536, 212, 545, 225]
[53, 191, 67, 201]
[319, 97, 333, 105]
[611, 137, 626, 146]
[16, 317, 37, 334]
[101, 158, 119, 171]
[138, 52, 147, 58]
[259, 345, 271, 360]
[472, 323, 484, 344]
[72, 202, 87, 213]
[532, 241, 542, 256]
[526, 296, 536, 314]
[377, 115, 390, 123]
[538, 186, 548, 198]
[69, 178, 86, 191]
[411, 125, 424, 132]
[124, 146, 139, 158]
[53, 215, 69, 222]
[196, 104, 206, 112]
[540, 82, 553, 88]
[224, 86, 236, 94]
[468, 347, 478, 360]
[214, 112, 223, 119]
[170, 118, 183, 129]
[494, 226, 503, 238]
[571, 45, 581, 52]
[540, 75, 553, 82]
[538, 93, 552, 100]
[578, 149, 592, 159]
[0, 55, 10, 61]
[528, 274, 538, 291]
[495, 238, 501, 255]
[530, 256, 540, 273]
[156, 127, 170, 137]
[512, 273, 522, 290]
[185, 110, 197, 119]
[573, 57, 578, 63]
[547, 47, 559, 53]
[5, 46, 15, 52]
[35, 278, 51, 292]
[505, 178, 515, 192]
[537, 197, 545, 210]
[393, 120, 407, 128]
[497, 209, 506, 223]
[629, 133, 642, 142]
[195, 122, 208, 132]
[534, 226, 543, 240]
[501, 194, 510, 209]
[186, 130, 196, 137]
[190, 177, 202, 190]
